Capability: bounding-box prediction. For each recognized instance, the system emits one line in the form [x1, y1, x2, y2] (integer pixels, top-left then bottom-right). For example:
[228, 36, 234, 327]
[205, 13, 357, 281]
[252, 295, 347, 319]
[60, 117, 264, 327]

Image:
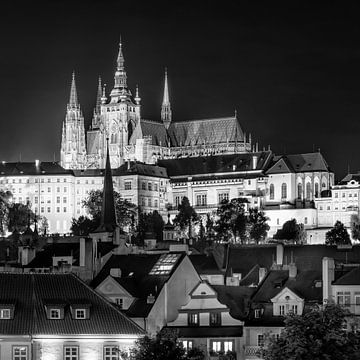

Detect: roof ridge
[173, 116, 236, 124]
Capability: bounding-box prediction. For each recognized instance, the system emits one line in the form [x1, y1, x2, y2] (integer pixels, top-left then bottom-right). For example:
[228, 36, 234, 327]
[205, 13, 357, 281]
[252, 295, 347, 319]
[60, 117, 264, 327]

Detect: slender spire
[135, 84, 141, 104]
[97, 140, 117, 232]
[96, 76, 102, 111]
[117, 36, 124, 71]
[69, 71, 79, 108]
[161, 68, 172, 128]
[113, 36, 127, 90]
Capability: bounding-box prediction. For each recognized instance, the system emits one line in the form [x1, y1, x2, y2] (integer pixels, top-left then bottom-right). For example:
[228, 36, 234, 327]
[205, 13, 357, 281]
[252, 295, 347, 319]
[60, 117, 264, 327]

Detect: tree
[8, 203, 35, 233]
[205, 213, 216, 243]
[71, 215, 97, 236]
[130, 329, 205, 360]
[263, 304, 360, 360]
[350, 214, 360, 242]
[248, 208, 270, 244]
[273, 219, 304, 243]
[326, 220, 351, 245]
[38, 216, 49, 235]
[215, 198, 248, 243]
[0, 190, 12, 234]
[82, 189, 137, 229]
[137, 211, 165, 242]
[173, 197, 199, 239]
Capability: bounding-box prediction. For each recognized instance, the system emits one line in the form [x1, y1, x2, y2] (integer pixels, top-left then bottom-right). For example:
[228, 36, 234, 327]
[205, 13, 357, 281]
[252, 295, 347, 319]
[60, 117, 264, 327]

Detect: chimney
[147, 293, 155, 304]
[35, 159, 40, 167]
[276, 243, 284, 266]
[252, 155, 258, 169]
[127, 159, 130, 170]
[79, 237, 86, 267]
[259, 267, 267, 283]
[322, 257, 335, 303]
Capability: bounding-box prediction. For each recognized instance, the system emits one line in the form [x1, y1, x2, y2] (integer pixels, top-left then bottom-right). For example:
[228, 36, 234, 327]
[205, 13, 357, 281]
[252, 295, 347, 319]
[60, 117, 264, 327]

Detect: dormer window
[254, 309, 261, 318]
[50, 308, 61, 319]
[188, 313, 199, 326]
[209, 312, 221, 326]
[75, 309, 86, 319]
[0, 308, 10, 319]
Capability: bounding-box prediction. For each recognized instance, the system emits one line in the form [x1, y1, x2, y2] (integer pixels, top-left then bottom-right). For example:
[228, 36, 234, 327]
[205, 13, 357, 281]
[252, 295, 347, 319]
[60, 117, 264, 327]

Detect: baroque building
[60, 40, 252, 170]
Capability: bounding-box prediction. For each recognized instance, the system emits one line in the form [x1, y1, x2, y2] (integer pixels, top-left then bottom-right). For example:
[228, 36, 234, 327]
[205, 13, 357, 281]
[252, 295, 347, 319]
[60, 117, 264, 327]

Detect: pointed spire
[97, 140, 117, 232]
[161, 68, 172, 128]
[117, 35, 124, 71]
[96, 76, 102, 111]
[69, 71, 79, 108]
[101, 84, 107, 104]
[135, 84, 141, 104]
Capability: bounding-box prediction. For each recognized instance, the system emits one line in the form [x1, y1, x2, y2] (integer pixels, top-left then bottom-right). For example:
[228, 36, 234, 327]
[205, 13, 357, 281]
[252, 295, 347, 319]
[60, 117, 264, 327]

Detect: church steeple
[97, 140, 117, 232]
[69, 71, 79, 109]
[161, 68, 172, 129]
[95, 76, 102, 112]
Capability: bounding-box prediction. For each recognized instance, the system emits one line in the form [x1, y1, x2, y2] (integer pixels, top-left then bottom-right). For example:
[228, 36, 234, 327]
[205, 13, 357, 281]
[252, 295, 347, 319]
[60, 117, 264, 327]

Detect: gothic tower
[60, 72, 87, 169]
[161, 68, 172, 129]
[86, 38, 141, 168]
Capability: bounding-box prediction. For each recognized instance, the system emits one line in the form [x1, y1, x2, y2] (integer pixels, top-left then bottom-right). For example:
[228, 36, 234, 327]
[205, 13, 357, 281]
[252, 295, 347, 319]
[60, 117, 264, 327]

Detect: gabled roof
[168, 116, 244, 146]
[92, 253, 185, 318]
[189, 254, 222, 275]
[266, 152, 331, 174]
[333, 267, 360, 285]
[0, 162, 72, 176]
[157, 151, 272, 178]
[0, 273, 144, 336]
[338, 173, 360, 185]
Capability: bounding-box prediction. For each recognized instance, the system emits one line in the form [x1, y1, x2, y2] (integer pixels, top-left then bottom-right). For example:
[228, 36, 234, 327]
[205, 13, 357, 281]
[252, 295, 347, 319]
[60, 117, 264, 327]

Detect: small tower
[91, 76, 103, 130]
[60, 72, 87, 169]
[161, 68, 172, 129]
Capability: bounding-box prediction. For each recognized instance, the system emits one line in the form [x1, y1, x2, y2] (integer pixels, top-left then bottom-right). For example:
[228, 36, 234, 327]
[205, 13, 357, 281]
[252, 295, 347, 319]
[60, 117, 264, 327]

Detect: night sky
[1, 1, 360, 181]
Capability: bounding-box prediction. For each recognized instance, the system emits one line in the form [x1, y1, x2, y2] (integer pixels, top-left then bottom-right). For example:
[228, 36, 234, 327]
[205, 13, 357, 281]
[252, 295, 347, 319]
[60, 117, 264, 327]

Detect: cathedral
[60, 40, 253, 170]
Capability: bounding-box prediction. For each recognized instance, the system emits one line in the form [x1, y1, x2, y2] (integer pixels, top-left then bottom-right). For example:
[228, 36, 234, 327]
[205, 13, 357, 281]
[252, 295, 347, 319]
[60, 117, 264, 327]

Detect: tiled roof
[0, 162, 72, 176]
[0, 273, 144, 336]
[338, 173, 360, 185]
[130, 119, 169, 146]
[157, 151, 272, 178]
[189, 254, 222, 275]
[168, 116, 244, 147]
[266, 152, 331, 174]
[333, 267, 360, 285]
[25, 241, 116, 268]
[92, 253, 185, 318]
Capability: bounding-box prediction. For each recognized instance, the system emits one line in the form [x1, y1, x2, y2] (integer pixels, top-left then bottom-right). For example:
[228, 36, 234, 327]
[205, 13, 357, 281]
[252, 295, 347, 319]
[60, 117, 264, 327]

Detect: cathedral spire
[161, 68, 172, 129]
[96, 76, 102, 112]
[97, 140, 117, 232]
[69, 71, 79, 109]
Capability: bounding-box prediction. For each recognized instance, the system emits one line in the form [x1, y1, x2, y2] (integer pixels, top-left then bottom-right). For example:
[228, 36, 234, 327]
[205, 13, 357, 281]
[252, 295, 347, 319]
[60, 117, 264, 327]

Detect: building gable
[266, 157, 293, 174]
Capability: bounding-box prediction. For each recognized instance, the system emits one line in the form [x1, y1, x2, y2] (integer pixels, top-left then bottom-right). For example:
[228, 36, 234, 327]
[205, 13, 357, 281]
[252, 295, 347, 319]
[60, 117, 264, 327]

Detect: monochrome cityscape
[0, 2, 360, 360]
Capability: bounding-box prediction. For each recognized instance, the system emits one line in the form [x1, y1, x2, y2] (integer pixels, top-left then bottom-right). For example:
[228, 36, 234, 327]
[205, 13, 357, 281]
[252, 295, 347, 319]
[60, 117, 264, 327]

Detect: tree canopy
[264, 304, 360, 360]
[248, 208, 270, 244]
[130, 329, 204, 360]
[350, 214, 360, 242]
[173, 197, 199, 239]
[137, 210, 165, 243]
[215, 198, 248, 243]
[273, 219, 305, 243]
[326, 220, 351, 245]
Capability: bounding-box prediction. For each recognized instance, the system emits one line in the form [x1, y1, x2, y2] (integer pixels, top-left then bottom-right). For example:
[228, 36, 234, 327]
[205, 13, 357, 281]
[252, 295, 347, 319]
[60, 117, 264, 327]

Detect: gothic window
[128, 121, 133, 141]
[297, 183, 302, 199]
[306, 182, 311, 200]
[269, 184, 274, 200]
[281, 183, 287, 200]
[111, 133, 117, 144]
[315, 183, 319, 198]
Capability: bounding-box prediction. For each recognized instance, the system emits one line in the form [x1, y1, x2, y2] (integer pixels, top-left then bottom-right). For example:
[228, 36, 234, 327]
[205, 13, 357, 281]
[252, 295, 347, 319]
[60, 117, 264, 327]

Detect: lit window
[211, 341, 221, 353]
[148, 182, 152, 191]
[104, 346, 119, 360]
[281, 183, 287, 199]
[218, 192, 229, 203]
[337, 291, 351, 307]
[75, 309, 86, 319]
[188, 313, 199, 326]
[154, 183, 158, 191]
[224, 341, 233, 352]
[149, 253, 181, 275]
[124, 181, 132, 190]
[64, 346, 78, 360]
[13, 346, 28, 360]
[50, 309, 61, 319]
[254, 309, 261, 318]
[0, 308, 10, 319]
[279, 305, 285, 315]
[270, 184, 275, 200]
[181, 340, 193, 351]
[196, 194, 207, 206]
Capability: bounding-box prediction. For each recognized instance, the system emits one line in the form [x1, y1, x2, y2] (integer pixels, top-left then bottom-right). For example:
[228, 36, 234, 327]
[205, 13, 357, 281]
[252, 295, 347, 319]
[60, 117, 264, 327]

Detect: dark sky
[1, 1, 360, 181]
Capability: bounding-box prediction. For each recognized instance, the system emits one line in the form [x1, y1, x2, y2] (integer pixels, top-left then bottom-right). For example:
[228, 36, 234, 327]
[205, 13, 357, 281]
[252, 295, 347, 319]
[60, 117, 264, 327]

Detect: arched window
[270, 184, 274, 200]
[128, 121, 133, 141]
[281, 183, 287, 200]
[111, 133, 117, 144]
[297, 183, 302, 199]
[315, 183, 319, 198]
[306, 182, 311, 200]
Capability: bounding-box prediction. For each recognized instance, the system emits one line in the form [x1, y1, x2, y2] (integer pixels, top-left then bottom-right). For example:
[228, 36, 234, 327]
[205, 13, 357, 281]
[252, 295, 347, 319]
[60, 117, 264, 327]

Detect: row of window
[141, 182, 159, 191]
[140, 197, 158, 207]
[269, 182, 326, 201]
[10, 345, 121, 360]
[188, 312, 221, 326]
[336, 291, 360, 307]
[334, 192, 359, 198]
[181, 340, 234, 354]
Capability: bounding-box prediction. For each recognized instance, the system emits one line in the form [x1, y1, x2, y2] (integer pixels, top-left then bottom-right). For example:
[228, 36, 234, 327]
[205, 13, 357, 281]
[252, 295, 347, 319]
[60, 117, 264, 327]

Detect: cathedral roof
[157, 151, 272, 179]
[168, 116, 244, 146]
[266, 152, 331, 174]
[129, 119, 168, 146]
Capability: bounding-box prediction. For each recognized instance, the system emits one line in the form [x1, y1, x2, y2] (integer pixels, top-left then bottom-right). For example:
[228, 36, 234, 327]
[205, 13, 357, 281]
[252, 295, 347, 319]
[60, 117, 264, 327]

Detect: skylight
[149, 254, 181, 275]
